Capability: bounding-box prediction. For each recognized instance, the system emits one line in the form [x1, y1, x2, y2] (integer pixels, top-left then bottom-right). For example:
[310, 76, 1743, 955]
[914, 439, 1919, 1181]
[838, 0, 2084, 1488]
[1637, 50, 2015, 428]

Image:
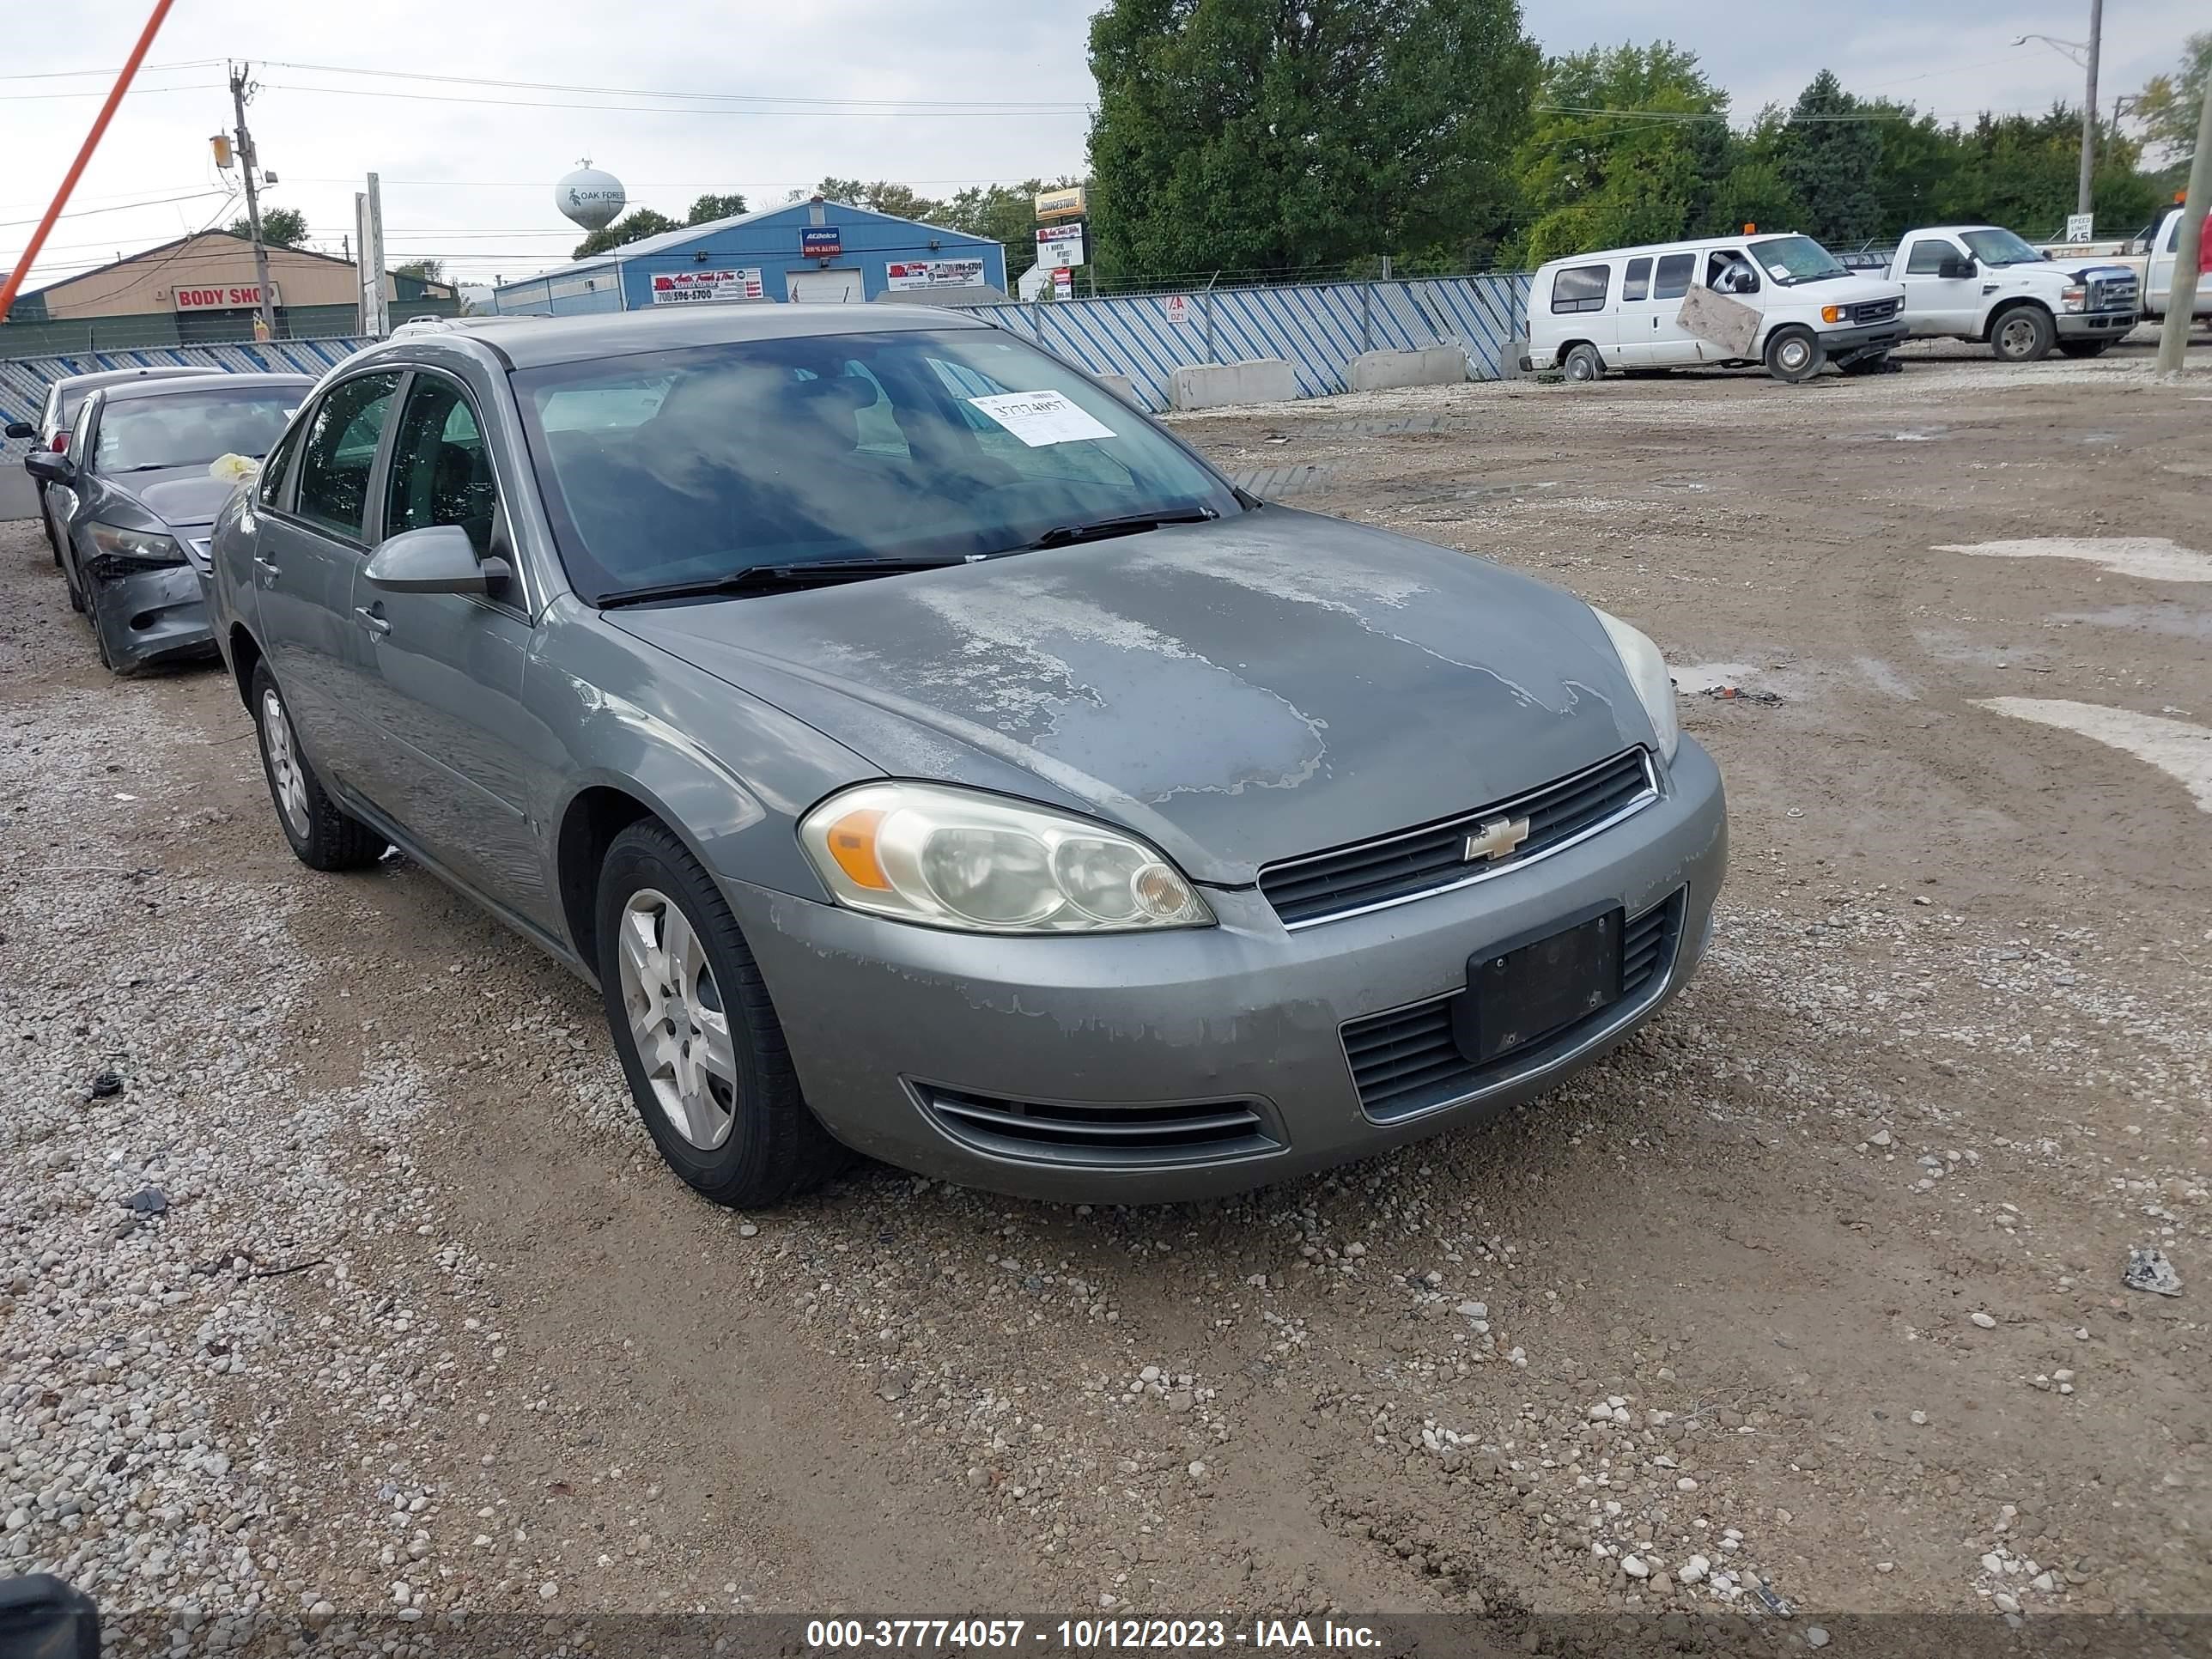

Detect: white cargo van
[1524, 232, 1909, 384]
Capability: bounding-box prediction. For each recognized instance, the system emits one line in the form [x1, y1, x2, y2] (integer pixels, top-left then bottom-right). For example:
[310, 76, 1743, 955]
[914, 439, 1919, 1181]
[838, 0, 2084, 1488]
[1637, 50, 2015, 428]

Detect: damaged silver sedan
[211, 307, 1725, 1208]
[31, 373, 311, 674]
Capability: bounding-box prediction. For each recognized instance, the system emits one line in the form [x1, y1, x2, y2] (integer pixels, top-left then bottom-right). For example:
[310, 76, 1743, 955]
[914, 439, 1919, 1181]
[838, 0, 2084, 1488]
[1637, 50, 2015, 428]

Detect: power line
[253, 82, 1088, 118]
[255, 58, 1093, 112]
[0, 58, 220, 81]
[0, 189, 228, 231]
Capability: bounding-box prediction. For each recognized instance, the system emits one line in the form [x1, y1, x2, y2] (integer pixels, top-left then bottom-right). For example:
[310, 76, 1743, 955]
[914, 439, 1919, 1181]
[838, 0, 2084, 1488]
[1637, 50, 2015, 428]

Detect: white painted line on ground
[1978, 698, 2212, 814]
[1932, 538, 2212, 583]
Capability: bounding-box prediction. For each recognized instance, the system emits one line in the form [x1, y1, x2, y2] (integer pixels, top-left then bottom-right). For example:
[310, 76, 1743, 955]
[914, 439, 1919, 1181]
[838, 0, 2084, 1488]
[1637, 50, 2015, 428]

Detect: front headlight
[799, 782, 1214, 934]
[88, 522, 184, 563]
[1592, 608, 1680, 764]
[2060, 286, 2087, 312]
[84, 522, 185, 575]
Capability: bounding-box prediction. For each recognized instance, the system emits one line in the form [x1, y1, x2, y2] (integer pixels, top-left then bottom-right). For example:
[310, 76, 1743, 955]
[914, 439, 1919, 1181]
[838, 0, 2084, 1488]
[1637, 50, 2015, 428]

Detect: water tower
[555, 162, 626, 234]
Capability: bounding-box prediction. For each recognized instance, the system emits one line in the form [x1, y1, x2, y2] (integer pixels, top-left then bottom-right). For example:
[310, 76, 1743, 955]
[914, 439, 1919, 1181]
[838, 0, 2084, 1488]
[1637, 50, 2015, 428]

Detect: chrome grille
[1258, 750, 1658, 929]
[915, 1086, 1281, 1168]
[1850, 298, 1901, 324]
[1341, 889, 1684, 1123]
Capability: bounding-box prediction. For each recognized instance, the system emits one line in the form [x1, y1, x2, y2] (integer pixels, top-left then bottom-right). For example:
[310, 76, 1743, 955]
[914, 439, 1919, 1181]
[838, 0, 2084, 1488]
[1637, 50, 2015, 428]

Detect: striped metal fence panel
[1, 337, 371, 461]
[969, 275, 1531, 411]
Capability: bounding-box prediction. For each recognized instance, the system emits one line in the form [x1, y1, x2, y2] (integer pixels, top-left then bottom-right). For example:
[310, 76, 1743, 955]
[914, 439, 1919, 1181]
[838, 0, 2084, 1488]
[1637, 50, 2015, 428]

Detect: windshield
[91, 387, 303, 473]
[514, 328, 1242, 604]
[1747, 235, 1850, 285]
[1960, 228, 2045, 267]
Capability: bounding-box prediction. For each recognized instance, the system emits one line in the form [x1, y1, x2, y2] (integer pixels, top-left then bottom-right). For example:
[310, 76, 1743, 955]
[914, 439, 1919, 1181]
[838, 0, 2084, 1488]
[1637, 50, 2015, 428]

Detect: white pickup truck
[2038, 208, 2211, 325]
[1884, 225, 2141, 362]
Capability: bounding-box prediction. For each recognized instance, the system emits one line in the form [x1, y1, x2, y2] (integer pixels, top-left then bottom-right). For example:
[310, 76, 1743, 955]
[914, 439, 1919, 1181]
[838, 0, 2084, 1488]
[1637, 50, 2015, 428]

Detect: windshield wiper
[1026, 507, 1218, 550]
[598, 557, 968, 609]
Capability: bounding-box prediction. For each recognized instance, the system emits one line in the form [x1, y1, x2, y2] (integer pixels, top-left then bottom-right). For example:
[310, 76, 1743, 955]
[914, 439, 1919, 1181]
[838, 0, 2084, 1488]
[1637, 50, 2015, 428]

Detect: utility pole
[229, 62, 278, 340]
[2076, 0, 2103, 217]
[2154, 72, 2211, 375]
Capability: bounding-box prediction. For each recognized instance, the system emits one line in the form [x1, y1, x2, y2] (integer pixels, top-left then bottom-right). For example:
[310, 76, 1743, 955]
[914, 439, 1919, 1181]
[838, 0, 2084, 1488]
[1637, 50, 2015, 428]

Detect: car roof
[89, 371, 316, 404]
[375, 302, 994, 371]
[52, 364, 212, 393]
[1539, 233, 1811, 269]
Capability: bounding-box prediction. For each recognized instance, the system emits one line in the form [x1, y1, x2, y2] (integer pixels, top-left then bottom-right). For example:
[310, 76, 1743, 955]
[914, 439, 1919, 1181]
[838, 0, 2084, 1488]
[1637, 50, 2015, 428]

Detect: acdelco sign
[173, 283, 278, 312]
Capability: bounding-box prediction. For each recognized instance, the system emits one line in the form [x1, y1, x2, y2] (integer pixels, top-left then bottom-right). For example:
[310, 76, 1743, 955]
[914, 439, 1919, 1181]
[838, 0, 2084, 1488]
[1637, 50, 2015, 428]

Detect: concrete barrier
[1169, 358, 1298, 411]
[1347, 345, 1468, 392]
[1093, 371, 1138, 403]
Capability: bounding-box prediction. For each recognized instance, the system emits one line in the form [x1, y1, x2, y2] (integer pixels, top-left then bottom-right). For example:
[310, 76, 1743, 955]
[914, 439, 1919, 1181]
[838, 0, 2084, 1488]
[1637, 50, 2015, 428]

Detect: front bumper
[731, 738, 1729, 1202]
[2055, 309, 2137, 337]
[85, 561, 216, 670]
[1815, 319, 1908, 359]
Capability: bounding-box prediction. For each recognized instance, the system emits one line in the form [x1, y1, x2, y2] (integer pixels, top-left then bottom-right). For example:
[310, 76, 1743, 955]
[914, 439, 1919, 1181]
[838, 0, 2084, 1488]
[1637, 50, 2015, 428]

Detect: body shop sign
[173, 283, 278, 311]
[885, 258, 986, 290]
[650, 268, 764, 304]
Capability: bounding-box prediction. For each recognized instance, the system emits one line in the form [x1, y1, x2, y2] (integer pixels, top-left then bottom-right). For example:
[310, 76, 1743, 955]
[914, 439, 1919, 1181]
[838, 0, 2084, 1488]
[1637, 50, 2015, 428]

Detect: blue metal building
[489, 198, 1006, 316]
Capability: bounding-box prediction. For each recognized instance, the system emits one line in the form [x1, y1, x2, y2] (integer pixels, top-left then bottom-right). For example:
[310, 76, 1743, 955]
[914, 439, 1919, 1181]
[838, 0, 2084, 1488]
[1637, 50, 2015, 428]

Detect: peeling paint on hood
[607, 508, 1651, 884]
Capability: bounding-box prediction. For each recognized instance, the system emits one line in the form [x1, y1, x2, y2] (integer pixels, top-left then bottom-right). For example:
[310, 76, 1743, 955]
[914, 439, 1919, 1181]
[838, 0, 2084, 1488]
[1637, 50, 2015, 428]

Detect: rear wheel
[595, 820, 846, 1208]
[1561, 343, 1604, 382]
[250, 661, 387, 871]
[1763, 326, 1823, 384]
[1990, 305, 2056, 363]
[2057, 338, 2111, 359]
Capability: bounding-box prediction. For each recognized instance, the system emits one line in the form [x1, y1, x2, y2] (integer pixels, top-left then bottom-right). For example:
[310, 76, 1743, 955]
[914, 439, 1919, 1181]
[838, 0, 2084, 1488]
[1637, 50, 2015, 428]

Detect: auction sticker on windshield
[968, 390, 1115, 447]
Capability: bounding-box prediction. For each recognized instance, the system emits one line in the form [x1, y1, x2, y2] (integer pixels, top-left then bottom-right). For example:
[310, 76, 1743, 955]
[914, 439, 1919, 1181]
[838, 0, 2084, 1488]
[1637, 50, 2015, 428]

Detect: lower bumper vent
[915, 1086, 1282, 1168]
[1340, 889, 1686, 1124]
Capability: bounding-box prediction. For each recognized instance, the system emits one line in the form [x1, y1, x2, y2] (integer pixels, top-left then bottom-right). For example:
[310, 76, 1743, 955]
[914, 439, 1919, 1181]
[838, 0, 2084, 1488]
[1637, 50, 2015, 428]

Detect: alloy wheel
[259, 688, 311, 840]
[616, 887, 738, 1150]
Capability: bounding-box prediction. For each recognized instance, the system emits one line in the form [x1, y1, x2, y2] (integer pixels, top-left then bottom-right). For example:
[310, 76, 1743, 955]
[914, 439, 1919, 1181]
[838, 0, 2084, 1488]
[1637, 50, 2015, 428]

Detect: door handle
[354, 605, 391, 637]
[252, 556, 280, 579]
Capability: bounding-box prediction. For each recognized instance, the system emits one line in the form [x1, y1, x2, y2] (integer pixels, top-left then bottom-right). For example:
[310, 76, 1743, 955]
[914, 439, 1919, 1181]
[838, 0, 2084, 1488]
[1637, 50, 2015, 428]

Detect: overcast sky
[3, 0, 2197, 294]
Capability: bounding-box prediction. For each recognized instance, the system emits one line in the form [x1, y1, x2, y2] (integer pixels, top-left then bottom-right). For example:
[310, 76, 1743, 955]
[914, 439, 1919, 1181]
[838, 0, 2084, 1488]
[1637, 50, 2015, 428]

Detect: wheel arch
[1979, 296, 2053, 341]
[228, 623, 264, 714]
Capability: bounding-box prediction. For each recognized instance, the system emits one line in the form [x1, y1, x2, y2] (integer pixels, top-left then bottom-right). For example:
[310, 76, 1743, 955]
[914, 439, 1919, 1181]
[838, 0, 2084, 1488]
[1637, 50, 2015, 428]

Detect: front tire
[595, 820, 845, 1208]
[249, 662, 386, 871]
[2057, 338, 2111, 359]
[1561, 343, 1604, 382]
[1990, 305, 2055, 363]
[1764, 326, 1823, 383]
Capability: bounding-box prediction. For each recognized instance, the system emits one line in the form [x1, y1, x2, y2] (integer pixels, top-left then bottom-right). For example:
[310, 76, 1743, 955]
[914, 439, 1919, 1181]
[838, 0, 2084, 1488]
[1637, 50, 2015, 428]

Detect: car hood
[117, 469, 239, 530]
[607, 510, 1657, 885]
[1795, 273, 1905, 306]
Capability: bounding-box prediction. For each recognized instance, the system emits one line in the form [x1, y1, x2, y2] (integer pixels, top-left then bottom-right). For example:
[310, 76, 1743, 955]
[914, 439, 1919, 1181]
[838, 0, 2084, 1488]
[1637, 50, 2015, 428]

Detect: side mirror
[3, 422, 34, 441]
[1938, 256, 1976, 280]
[26, 449, 74, 484]
[362, 524, 508, 596]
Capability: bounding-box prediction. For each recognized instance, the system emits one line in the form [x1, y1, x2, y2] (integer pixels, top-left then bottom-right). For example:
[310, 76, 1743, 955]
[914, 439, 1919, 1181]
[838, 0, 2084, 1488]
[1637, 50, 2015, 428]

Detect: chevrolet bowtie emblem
[1463, 816, 1531, 863]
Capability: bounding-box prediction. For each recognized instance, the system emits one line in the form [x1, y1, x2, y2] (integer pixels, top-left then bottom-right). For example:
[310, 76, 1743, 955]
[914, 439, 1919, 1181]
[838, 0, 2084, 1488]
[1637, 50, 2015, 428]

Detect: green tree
[1510, 42, 1729, 264]
[571, 207, 680, 259]
[1774, 71, 1884, 246]
[1086, 0, 1539, 279]
[686, 192, 749, 225]
[230, 205, 307, 247]
[1512, 44, 1734, 264]
[1934, 106, 2154, 237]
[807, 179, 948, 221]
[2133, 33, 2210, 175]
[392, 258, 444, 283]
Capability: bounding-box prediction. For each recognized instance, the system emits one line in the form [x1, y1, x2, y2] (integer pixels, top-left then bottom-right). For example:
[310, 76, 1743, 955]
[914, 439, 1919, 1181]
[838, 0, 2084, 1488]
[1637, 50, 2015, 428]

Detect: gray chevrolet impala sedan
[209, 306, 1725, 1206]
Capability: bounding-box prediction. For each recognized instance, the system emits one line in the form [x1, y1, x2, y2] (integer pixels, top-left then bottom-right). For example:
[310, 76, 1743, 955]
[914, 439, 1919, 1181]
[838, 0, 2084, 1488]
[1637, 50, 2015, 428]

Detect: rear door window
[1652, 253, 1695, 301]
[292, 373, 403, 543]
[1551, 264, 1611, 314]
[1622, 258, 1653, 302]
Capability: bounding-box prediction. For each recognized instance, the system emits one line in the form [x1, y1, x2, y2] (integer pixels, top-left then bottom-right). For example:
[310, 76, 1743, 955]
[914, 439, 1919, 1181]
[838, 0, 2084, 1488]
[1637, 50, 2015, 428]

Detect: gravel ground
[2, 344, 2208, 1656]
